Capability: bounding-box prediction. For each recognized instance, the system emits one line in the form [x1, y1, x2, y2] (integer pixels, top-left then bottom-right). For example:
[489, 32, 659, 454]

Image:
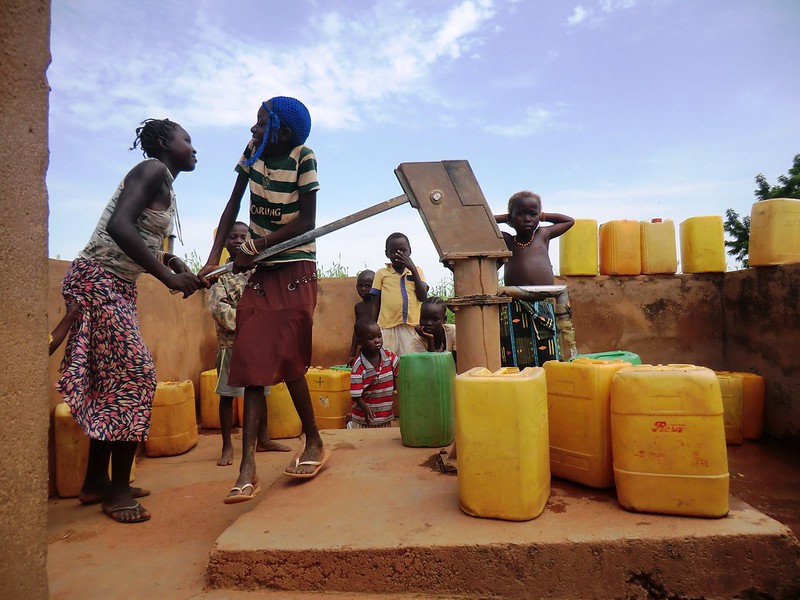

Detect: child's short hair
[354, 317, 379, 339]
[507, 190, 541, 214]
[131, 119, 179, 158]
[385, 232, 410, 249]
[356, 269, 375, 281]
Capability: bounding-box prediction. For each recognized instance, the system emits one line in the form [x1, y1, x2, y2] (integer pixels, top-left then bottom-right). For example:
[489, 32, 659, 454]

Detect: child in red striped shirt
[348, 319, 399, 428]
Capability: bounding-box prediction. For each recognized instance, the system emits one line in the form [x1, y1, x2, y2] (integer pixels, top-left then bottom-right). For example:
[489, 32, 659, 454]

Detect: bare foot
[217, 446, 234, 466]
[256, 440, 291, 452]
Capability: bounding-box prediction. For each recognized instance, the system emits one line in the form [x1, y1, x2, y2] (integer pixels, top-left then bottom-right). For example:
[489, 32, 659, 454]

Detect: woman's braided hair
[423, 296, 448, 309]
[131, 118, 178, 158]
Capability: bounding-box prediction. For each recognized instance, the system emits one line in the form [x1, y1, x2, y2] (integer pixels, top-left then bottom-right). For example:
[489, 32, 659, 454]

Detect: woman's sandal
[223, 481, 261, 504]
[102, 502, 151, 524]
[284, 448, 331, 479]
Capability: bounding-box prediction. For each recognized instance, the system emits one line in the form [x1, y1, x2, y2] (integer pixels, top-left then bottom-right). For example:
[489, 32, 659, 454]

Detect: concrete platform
[207, 428, 800, 599]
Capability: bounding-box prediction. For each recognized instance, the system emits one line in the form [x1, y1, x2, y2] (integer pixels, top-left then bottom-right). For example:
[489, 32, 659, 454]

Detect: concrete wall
[722, 263, 800, 444]
[0, 0, 51, 596]
[311, 276, 361, 368]
[562, 273, 726, 369]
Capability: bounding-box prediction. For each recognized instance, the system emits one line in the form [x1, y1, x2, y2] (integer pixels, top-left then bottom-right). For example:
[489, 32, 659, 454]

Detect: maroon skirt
[228, 261, 317, 387]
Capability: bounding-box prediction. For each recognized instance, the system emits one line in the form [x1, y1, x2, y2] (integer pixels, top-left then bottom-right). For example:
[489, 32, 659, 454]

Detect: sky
[48, 0, 800, 286]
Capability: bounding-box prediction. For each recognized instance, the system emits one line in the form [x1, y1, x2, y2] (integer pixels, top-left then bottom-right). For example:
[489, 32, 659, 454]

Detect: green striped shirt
[235, 143, 320, 264]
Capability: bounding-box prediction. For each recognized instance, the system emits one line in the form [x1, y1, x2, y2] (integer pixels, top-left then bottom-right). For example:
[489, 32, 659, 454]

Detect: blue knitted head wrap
[244, 96, 312, 167]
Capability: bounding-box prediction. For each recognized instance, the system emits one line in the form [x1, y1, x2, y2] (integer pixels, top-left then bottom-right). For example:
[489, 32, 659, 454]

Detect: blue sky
[48, 0, 800, 286]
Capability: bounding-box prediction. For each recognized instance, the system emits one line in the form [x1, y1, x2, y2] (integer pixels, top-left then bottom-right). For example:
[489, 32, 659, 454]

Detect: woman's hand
[165, 255, 190, 274]
[166, 272, 204, 298]
[232, 249, 256, 274]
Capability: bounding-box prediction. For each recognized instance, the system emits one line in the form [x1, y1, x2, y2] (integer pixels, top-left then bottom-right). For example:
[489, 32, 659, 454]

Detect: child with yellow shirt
[370, 232, 429, 356]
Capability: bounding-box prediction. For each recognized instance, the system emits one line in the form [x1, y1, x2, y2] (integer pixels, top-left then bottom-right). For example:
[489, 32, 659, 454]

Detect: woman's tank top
[79, 158, 176, 282]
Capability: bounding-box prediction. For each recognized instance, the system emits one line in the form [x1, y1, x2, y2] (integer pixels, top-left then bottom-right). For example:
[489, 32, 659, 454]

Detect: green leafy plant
[429, 275, 456, 324]
[183, 250, 203, 274]
[316, 254, 350, 278]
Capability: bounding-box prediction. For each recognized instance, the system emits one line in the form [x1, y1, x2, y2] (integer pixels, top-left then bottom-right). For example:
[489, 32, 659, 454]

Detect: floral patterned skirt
[55, 258, 156, 441]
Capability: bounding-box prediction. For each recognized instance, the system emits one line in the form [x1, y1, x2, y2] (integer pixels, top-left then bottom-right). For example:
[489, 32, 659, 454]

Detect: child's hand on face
[415, 324, 433, 340]
[393, 249, 415, 270]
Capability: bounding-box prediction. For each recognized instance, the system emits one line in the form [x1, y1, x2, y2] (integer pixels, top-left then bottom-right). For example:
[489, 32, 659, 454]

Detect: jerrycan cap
[651, 218, 663, 223]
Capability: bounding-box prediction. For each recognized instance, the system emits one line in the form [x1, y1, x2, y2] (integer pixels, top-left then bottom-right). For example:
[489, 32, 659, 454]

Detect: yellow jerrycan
[237, 382, 303, 439]
[200, 368, 222, 429]
[544, 358, 630, 488]
[716, 371, 765, 441]
[640, 218, 677, 275]
[145, 380, 198, 458]
[611, 364, 729, 518]
[559, 218, 598, 276]
[455, 367, 550, 521]
[599, 220, 641, 275]
[306, 366, 351, 430]
[680, 216, 726, 273]
[716, 372, 744, 445]
[748, 198, 800, 266]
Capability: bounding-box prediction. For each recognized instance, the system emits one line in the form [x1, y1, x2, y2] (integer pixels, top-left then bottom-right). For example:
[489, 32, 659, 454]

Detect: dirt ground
[727, 437, 800, 539]
[46, 430, 800, 599]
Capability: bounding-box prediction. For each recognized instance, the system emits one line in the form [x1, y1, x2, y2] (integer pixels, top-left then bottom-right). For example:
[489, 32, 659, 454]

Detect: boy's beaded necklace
[513, 236, 533, 248]
[513, 224, 539, 248]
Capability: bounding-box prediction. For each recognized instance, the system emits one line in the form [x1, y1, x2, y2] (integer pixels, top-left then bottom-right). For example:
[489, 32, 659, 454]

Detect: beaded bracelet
[167, 255, 181, 269]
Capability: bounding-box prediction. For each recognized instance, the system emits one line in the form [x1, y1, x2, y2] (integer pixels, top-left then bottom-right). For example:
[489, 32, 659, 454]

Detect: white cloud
[566, 5, 592, 26]
[565, 0, 642, 27]
[599, 0, 640, 13]
[49, 0, 499, 133]
[484, 106, 556, 136]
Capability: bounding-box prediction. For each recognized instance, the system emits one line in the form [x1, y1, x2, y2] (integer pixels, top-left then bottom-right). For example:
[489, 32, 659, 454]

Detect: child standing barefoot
[208, 221, 290, 466]
[199, 97, 328, 502]
[56, 119, 204, 523]
[348, 269, 376, 366]
[371, 233, 429, 356]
